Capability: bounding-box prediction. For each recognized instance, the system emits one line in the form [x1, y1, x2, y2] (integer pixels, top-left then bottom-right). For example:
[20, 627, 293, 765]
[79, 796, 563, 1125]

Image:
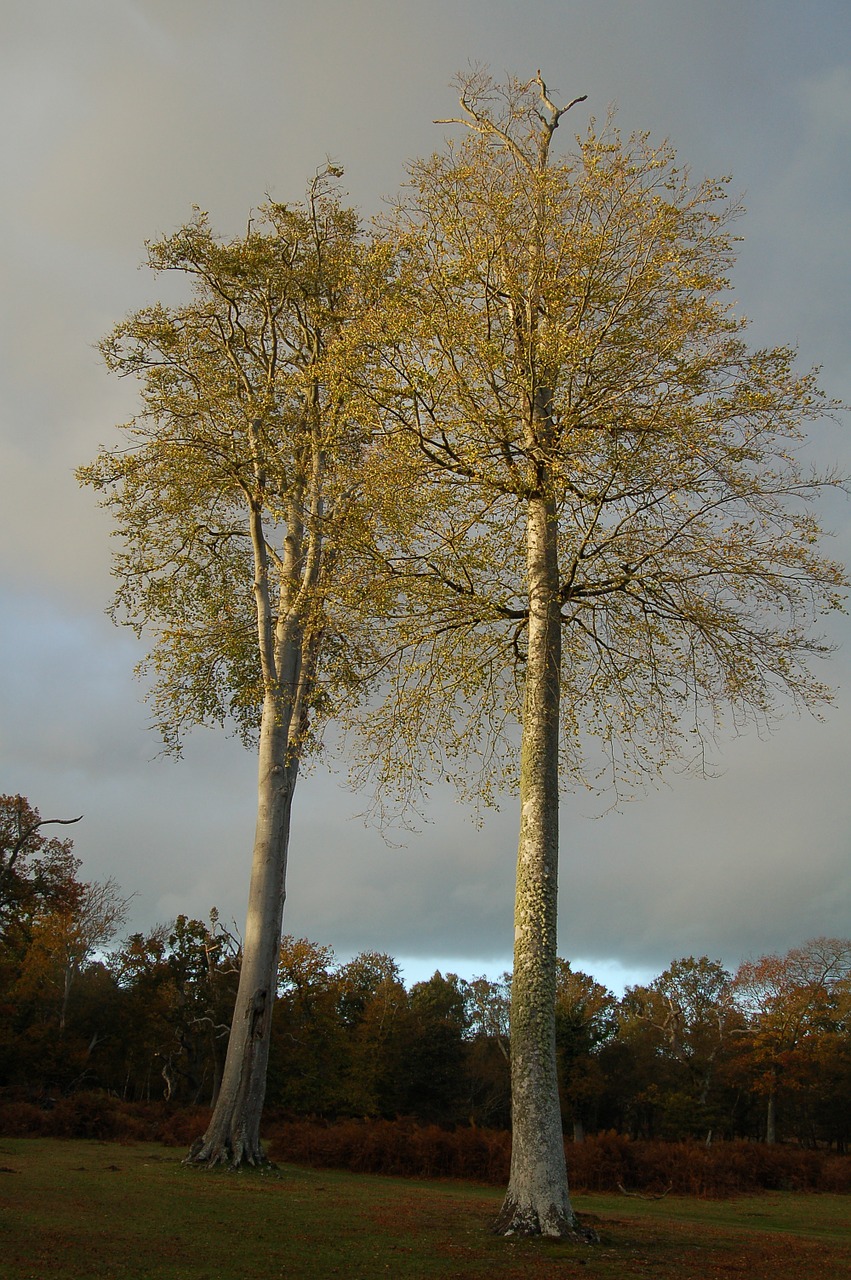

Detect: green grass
[1, 1138, 849, 1279]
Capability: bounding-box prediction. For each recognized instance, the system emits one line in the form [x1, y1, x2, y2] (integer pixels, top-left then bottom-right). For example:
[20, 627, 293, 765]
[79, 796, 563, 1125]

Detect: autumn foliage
[3, 793, 851, 1189]
[266, 1119, 851, 1196]
[2, 1093, 850, 1196]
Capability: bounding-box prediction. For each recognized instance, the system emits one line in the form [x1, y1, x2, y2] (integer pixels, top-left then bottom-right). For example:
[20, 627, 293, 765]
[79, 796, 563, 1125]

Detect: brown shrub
[154, 1106, 210, 1147]
[47, 1093, 122, 1140]
[264, 1120, 851, 1197]
[265, 1117, 511, 1183]
[2, 1096, 849, 1197]
[0, 1092, 210, 1147]
[568, 1136, 851, 1197]
[0, 1099, 45, 1136]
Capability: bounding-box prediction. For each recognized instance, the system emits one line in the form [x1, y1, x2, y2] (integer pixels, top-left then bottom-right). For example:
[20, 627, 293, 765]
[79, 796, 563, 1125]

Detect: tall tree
[80, 173, 381, 1166]
[357, 71, 846, 1236]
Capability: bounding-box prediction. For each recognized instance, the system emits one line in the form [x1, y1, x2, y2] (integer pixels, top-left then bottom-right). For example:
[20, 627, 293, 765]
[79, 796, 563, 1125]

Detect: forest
[3, 793, 849, 1157]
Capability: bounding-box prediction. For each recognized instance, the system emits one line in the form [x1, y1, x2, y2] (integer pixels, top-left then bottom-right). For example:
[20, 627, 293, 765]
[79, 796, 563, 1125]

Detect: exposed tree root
[183, 1133, 274, 1171]
[492, 1197, 599, 1242]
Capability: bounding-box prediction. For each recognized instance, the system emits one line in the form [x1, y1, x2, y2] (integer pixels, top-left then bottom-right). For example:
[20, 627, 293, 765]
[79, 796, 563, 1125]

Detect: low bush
[0, 1098, 45, 1136]
[2, 1095, 849, 1197]
[0, 1091, 209, 1146]
[267, 1119, 851, 1197]
[265, 1117, 511, 1183]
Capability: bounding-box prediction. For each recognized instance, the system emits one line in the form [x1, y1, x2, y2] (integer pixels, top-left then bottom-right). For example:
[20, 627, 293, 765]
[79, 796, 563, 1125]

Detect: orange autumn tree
[733, 938, 851, 1141]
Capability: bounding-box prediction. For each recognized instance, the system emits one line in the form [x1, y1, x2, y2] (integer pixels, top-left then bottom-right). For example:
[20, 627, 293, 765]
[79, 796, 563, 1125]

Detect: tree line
[4, 795, 849, 1153]
[69, 66, 848, 1236]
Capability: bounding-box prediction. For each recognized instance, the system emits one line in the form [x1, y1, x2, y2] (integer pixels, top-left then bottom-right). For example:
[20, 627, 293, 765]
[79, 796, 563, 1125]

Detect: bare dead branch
[617, 1181, 674, 1201]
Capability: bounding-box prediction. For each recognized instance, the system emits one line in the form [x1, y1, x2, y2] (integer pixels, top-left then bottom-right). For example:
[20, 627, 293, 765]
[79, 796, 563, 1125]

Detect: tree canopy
[358, 73, 846, 804]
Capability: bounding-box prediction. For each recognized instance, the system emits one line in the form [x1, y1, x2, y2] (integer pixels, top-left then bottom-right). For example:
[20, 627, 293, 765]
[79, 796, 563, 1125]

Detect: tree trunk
[494, 493, 591, 1240]
[59, 963, 73, 1035]
[186, 695, 298, 1167]
[766, 1085, 777, 1145]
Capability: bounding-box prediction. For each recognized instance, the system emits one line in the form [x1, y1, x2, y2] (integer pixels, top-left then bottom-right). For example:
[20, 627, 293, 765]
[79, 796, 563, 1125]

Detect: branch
[617, 1181, 673, 1201]
[533, 71, 587, 129]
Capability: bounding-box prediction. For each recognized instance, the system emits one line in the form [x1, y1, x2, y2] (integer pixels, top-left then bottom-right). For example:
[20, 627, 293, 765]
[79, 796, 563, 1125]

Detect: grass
[0, 1138, 849, 1279]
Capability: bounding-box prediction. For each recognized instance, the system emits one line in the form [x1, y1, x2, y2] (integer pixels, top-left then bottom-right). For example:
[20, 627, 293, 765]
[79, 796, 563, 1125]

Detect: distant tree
[733, 937, 851, 1142]
[622, 956, 740, 1138]
[80, 175, 387, 1165]
[110, 912, 240, 1103]
[336, 950, 403, 1028]
[464, 973, 512, 1060]
[335, 952, 408, 1116]
[0, 794, 82, 946]
[461, 974, 513, 1127]
[358, 69, 846, 1236]
[807, 970, 851, 1149]
[17, 876, 132, 1034]
[400, 971, 470, 1122]
[108, 924, 176, 1100]
[270, 936, 346, 1113]
[0, 795, 88, 1088]
[554, 961, 617, 1142]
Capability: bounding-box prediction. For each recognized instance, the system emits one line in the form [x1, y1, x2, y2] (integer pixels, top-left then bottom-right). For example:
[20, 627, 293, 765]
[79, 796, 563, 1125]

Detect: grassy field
[1, 1138, 849, 1280]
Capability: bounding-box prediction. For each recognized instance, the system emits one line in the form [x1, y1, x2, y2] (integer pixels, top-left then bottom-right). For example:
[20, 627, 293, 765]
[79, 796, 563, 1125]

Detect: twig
[617, 1181, 673, 1200]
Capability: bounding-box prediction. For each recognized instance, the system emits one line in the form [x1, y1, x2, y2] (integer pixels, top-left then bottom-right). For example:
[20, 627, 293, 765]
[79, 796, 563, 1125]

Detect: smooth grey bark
[187, 700, 298, 1166]
[494, 492, 591, 1239]
[188, 435, 320, 1167]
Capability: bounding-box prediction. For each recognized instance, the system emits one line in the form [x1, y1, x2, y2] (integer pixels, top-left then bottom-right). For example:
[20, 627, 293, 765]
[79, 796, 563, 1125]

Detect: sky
[1, 0, 850, 995]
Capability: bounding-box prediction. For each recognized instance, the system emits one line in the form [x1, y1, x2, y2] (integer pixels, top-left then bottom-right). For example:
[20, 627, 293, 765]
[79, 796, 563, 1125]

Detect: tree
[807, 968, 851, 1149]
[463, 974, 513, 1127]
[334, 951, 408, 1116]
[79, 174, 382, 1165]
[0, 795, 82, 945]
[356, 71, 846, 1236]
[621, 957, 739, 1140]
[336, 949, 403, 1029]
[554, 961, 616, 1142]
[400, 971, 470, 1122]
[733, 937, 851, 1142]
[0, 795, 87, 1087]
[18, 875, 132, 1034]
[270, 936, 346, 1113]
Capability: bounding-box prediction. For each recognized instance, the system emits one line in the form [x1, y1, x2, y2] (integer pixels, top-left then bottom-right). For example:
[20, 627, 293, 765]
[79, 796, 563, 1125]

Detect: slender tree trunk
[187, 693, 298, 1166]
[494, 493, 590, 1240]
[59, 963, 73, 1035]
[766, 1083, 777, 1145]
[187, 437, 319, 1167]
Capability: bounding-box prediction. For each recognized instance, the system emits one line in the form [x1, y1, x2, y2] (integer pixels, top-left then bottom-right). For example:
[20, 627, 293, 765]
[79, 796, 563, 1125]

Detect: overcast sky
[2, 0, 849, 994]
